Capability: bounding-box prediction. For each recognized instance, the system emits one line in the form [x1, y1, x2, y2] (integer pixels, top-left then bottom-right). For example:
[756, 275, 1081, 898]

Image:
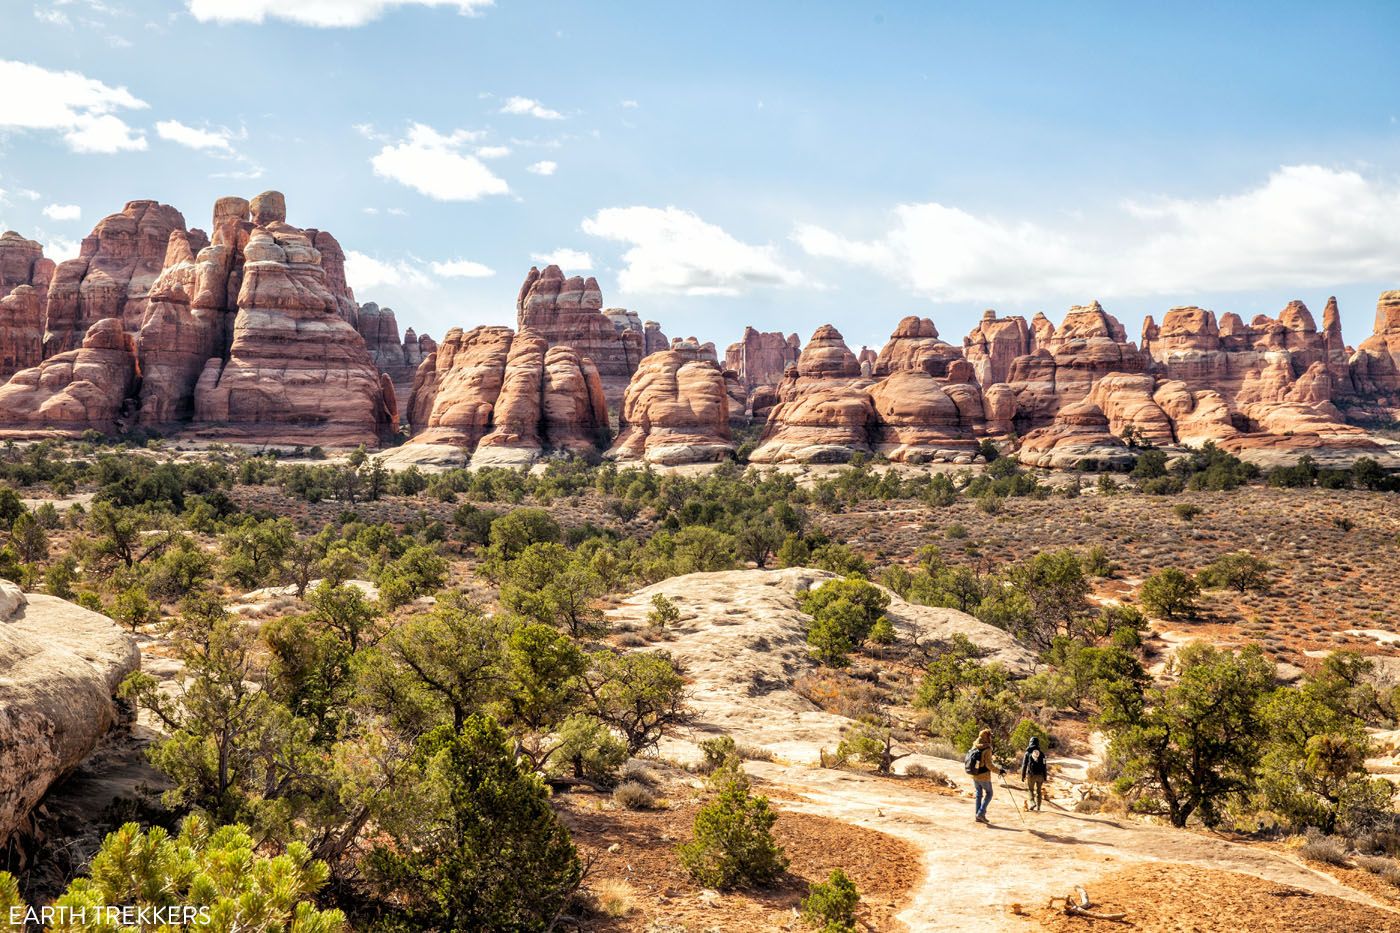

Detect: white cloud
[44, 237, 80, 262]
[187, 0, 493, 27]
[156, 119, 234, 152]
[582, 206, 800, 296]
[794, 165, 1400, 301]
[345, 250, 434, 292]
[526, 160, 557, 176]
[531, 248, 592, 272]
[42, 203, 81, 221]
[621, 99, 639, 109]
[35, 8, 71, 26]
[369, 123, 509, 201]
[475, 145, 510, 159]
[500, 96, 563, 120]
[0, 59, 148, 153]
[431, 258, 495, 278]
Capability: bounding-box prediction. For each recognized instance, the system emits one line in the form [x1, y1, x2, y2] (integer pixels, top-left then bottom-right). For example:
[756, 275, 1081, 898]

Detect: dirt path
[749, 762, 1397, 931]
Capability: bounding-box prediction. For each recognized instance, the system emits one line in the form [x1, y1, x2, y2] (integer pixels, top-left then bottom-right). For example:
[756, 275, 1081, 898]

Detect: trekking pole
[999, 771, 1028, 827]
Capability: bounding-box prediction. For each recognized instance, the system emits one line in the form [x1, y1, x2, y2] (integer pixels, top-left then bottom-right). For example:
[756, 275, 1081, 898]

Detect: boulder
[606, 350, 733, 464]
[0, 582, 140, 846]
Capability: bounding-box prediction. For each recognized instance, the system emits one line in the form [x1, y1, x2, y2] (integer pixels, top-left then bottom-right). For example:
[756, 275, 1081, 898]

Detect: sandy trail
[748, 761, 1396, 931]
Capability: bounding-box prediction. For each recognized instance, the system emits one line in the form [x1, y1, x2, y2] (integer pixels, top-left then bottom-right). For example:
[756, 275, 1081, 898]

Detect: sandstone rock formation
[134, 230, 220, 427]
[606, 350, 734, 464]
[0, 231, 54, 309]
[1017, 399, 1134, 470]
[192, 209, 395, 446]
[0, 286, 44, 381]
[402, 325, 608, 466]
[517, 265, 643, 405]
[43, 200, 187, 355]
[751, 324, 992, 464]
[723, 328, 801, 407]
[0, 318, 136, 435]
[963, 310, 1037, 386]
[0, 581, 140, 847]
[1351, 291, 1400, 397]
[355, 302, 433, 416]
[873, 316, 964, 377]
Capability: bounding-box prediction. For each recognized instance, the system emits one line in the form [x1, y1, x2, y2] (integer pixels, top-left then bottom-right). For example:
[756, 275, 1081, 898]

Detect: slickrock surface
[606, 350, 734, 464]
[0, 581, 140, 847]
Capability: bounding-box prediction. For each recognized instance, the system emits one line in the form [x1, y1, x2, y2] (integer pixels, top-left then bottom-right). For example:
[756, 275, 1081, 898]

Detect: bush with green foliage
[677, 762, 788, 890]
[1106, 642, 1274, 827]
[800, 576, 890, 666]
[801, 869, 860, 933]
[366, 716, 582, 931]
[1197, 551, 1273, 593]
[1138, 567, 1200, 619]
[0, 817, 345, 933]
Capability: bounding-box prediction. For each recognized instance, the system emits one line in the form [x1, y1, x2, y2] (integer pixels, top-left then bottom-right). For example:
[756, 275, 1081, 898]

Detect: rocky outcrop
[1017, 399, 1134, 470]
[134, 230, 221, 427]
[669, 337, 719, 364]
[606, 350, 734, 464]
[356, 302, 432, 416]
[0, 318, 136, 435]
[723, 328, 801, 404]
[191, 207, 394, 446]
[996, 303, 1147, 429]
[0, 581, 140, 847]
[603, 307, 667, 357]
[405, 325, 514, 447]
[643, 320, 669, 355]
[873, 316, 964, 377]
[0, 231, 54, 309]
[963, 310, 1037, 386]
[751, 324, 990, 464]
[43, 200, 187, 355]
[1351, 291, 1400, 398]
[516, 265, 643, 406]
[0, 234, 53, 377]
[0, 286, 44, 381]
[402, 325, 608, 466]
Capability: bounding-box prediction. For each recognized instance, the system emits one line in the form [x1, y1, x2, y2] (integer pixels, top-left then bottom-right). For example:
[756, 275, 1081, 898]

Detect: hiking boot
[975, 815, 988, 823]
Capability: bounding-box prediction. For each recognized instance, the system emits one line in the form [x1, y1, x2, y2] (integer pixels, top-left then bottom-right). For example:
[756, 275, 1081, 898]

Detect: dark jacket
[1021, 743, 1048, 781]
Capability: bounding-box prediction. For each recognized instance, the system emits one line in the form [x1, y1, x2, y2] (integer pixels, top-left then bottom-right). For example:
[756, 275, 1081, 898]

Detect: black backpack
[963, 746, 983, 775]
[1025, 748, 1047, 778]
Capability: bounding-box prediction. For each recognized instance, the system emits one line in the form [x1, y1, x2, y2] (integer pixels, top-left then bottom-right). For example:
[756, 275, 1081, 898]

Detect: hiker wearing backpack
[964, 728, 1004, 823]
[1020, 735, 1049, 811]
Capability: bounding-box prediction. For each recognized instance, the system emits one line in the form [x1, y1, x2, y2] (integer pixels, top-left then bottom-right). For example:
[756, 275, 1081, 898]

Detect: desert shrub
[698, 735, 739, 774]
[1356, 855, 1400, 886]
[809, 542, 869, 576]
[1009, 718, 1051, 753]
[647, 593, 681, 628]
[1082, 545, 1115, 578]
[793, 671, 882, 720]
[613, 781, 658, 810]
[867, 616, 897, 645]
[904, 763, 956, 786]
[737, 742, 776, 762]
[1269, 456, 1320, 488]
[553, 714, 629, 786]
[800, 577, 890, 666]
[1299, 831, 1349, 866]
[801, 868, 860, 933]
[588, 879, 639, 918]
[0, 816, 345, 933]
[365, 716, 582, 931]
[1138, 568, 1200, 620]
[677, 763, 788, 890]
[1197, 552, 1272, 593]
[1172, 502, 1202, 522]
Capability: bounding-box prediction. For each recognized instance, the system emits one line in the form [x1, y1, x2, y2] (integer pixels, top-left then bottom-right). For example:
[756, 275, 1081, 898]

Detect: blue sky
[3, 1, 1400, 352]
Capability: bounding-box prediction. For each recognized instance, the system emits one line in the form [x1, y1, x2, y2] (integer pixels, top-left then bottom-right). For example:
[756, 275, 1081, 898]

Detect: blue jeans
[974, 779, 993, 819]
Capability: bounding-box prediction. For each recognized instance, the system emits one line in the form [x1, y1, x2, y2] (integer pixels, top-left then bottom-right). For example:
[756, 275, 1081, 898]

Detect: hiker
[964, 728, 1004, 823]
[1020, 735, 1049, 812]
